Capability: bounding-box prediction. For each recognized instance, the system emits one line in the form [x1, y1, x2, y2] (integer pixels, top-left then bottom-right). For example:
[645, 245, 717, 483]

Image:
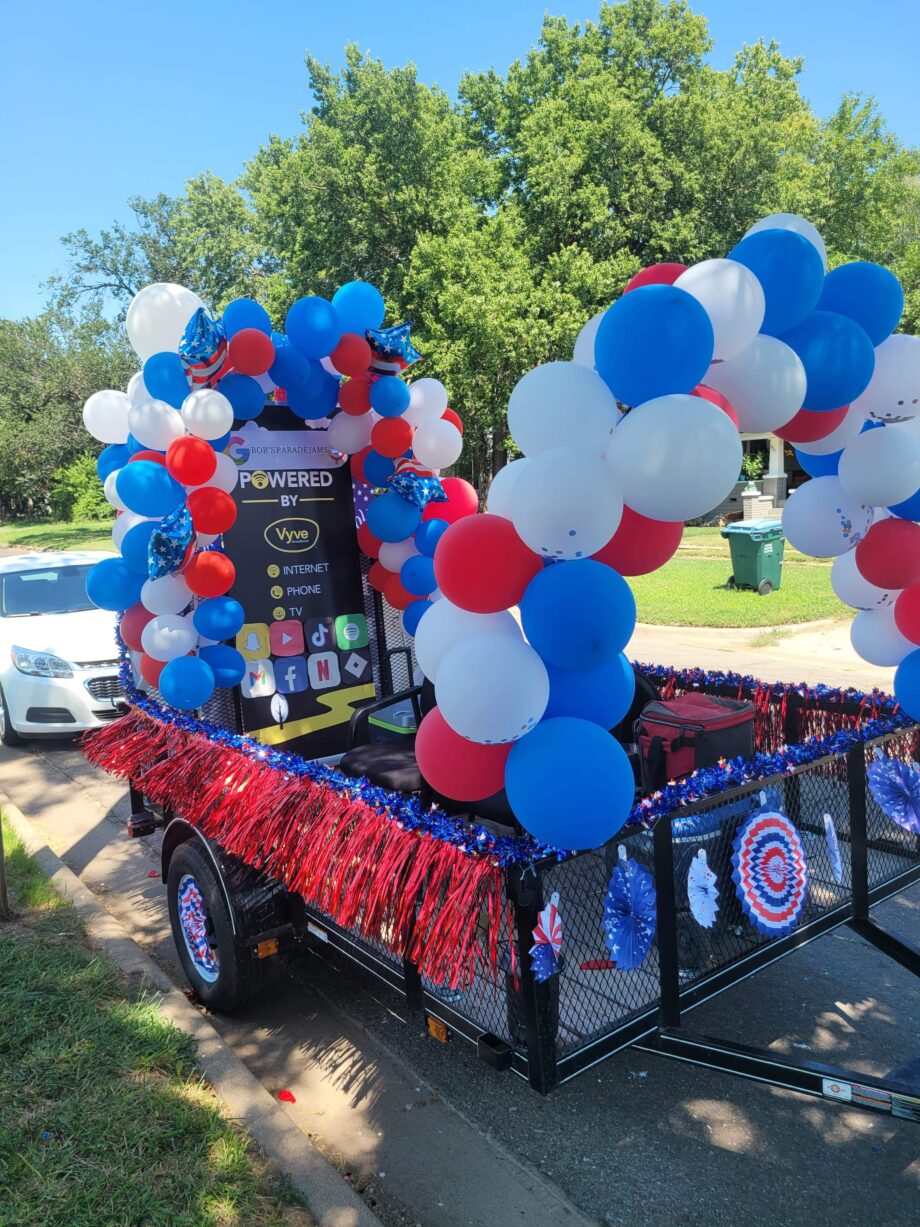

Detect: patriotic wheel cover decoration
[177, 873, 220, 982]
[731, 809, 808, 938]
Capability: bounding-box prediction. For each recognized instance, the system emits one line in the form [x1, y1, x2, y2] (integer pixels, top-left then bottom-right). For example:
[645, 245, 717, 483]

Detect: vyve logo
[264, 517, 320, 553]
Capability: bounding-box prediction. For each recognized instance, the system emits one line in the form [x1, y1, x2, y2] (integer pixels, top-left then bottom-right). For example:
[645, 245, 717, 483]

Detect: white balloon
[405, 378, 449, 427]
[607, 395, 742, 522]
[127, 371, 151, 406]
[851, 333, 920, 424]
[850, 607, 913, 667]
[511, 447, 623, 559]
[412, 418, 463, 470]
[209, 451, 240, 494]
[141, 573, 193, 616]
[486, 458, 530, 519]
[126, 283, 206, 361]
[831, 548, 899, 611]
[573, 311, 605, 368]
[795, 402, 868, 456]
[508, 362, 620, 458]
[197, 532, 220, 548]
[83, 389, 131, 444]
[181, 388, 233, 441]
[414, 600, 520, 682]
[112, 511, 150, 549]
[128, 398, 185, 451]
[781, 477, 875, 558]
[744, 213, 827, 269]
[838, 423, 920, 507]
[141, 613, 197, 661]
[675, 259, 765, 360]
[255, 372, 276, 392]
[328, 411, 373, 453]
[436, 633, 549, 744]
[104, 469, 127, 511]
[702, 335, 806, 433]
[379, 539, 419, 572]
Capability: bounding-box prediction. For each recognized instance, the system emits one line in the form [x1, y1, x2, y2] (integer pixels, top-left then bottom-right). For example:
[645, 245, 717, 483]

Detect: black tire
[757, 579, 774, 596]
[167, 839, 268, 1012]
[0, 685, 25, 746]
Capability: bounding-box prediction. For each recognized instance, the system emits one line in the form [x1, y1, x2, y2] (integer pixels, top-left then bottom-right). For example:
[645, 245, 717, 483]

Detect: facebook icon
[275, 656, 308, 694]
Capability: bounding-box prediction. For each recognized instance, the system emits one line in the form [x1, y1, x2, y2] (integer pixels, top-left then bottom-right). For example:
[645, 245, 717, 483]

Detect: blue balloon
[366, 492, 422, 543]
[116, 461, 185, 517]
[285, 296, 343, 359]
[594, 285, 714, 407]
[779, 310, 876, 411]
[159, 656, 216, 711]
[400, 554, 436, 596]
[97, 443, 130, 481]
[222, 297, 272, 338]
[332, 281, 386, 334]
[505, 717, 635, 850]
[363, 450, 396, 486]
[894, 648, 920, 722]
[402, 598, 432, 637]
[729, 229, 824, 336]
[288, 369, 340, 420]
[209, 431, 232, 453]
[520, 560, 636, 670]
[215, 373, 264, 421]
[143, 351, 190, 409]
[544, 653, 636, 729]
[269, 343, 313, 389]
[415, 518, 449, 557]
[369, 376, 410, 418]
[889, 486, 920, 521]
[125, 433, 145, 456]
[795, 447, 842, 478]
[120, 519, 158, 574]
[818, 261, 904, 347]
[198, 644, 246, 688]
[193, 596, 245, 641]
[85, 557, 144, 612]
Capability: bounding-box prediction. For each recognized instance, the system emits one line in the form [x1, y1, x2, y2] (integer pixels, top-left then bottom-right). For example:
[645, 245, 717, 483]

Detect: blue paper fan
[529, 891, 563, 983]
[732, 808, 808, 938]
[823, 813, 843, 884]
[602, 856, 657, 972]
[687, 849, 719, 929]
[868, 755, 920, 835]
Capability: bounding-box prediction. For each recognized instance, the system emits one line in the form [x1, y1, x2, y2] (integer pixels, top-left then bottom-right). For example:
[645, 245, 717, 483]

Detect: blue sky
[2, 0, 917, 320]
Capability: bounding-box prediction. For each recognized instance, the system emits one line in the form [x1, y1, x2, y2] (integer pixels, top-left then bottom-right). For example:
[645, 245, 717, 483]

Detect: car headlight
[11, 646, 74, 678]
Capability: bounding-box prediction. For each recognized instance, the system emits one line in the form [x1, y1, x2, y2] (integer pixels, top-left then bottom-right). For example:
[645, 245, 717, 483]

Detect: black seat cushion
[338, 742, 423, 793]
[469, 789, 518, 834]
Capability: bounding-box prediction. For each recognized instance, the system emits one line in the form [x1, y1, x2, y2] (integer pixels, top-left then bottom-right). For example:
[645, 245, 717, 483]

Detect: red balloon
[140, 653, 167, 688]
[184, 550, 236, 597]
[691, 385, 739, 430]
[330, 333, 372, 378]
[120, 603, 155, 652]
[166, 436, 217, 486]
[186, 487, 238, 535]
[855, 519, 920, 590]
[423, 477, 479, 524]
[415, 707, 512, 802]
[340, 378, 372, 416]
[774, 404, 848, 444]
[592, 505, 684, 577]
[433, 514, 542, 613]
[371, 416, 414, 459]
[624, 262, 687, 293]
[228, 328, 274, 376]
[894, 583, 920, 646]
[129, 450, 166, 465]
[384, 571, 415, 610]
[368, 561, 392, 593]
[442, 407, 463, 433]
[350, 445, 371, 484]
[357, 521, 381, 559]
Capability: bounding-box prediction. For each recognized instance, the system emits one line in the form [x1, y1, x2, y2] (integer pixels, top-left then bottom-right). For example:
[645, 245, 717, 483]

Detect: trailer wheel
[167, 840, 266, 1012]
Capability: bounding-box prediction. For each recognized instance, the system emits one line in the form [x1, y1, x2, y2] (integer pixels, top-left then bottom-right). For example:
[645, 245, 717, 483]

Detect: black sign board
[220, 409, 375, 760]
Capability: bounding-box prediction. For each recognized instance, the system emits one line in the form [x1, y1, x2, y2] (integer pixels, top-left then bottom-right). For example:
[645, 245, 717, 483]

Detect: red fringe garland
[84, 710, 509, 989]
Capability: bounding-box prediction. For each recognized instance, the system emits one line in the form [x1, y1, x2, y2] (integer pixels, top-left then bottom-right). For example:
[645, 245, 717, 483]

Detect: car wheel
[0, 685, 25, 746]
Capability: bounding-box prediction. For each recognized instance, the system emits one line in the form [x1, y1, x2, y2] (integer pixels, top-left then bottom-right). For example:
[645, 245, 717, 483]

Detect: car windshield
[1, 565, 96, 617]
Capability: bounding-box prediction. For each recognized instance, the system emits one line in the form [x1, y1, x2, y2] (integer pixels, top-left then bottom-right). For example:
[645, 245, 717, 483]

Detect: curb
[2, 794, 382, 1227]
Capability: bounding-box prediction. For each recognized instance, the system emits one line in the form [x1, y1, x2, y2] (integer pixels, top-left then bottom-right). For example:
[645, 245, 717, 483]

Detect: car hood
[0, 608, 120, 666]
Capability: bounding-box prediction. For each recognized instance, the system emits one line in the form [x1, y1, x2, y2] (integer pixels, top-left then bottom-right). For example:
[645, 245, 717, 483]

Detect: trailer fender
[161, 819, 238, 936]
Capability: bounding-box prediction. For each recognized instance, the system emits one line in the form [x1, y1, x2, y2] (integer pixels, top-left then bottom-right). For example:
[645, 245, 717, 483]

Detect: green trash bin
[720, 519, 785, 595]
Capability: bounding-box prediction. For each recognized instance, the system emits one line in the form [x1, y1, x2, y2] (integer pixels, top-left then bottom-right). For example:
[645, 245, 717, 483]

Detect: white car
[0, 551, 124, 745]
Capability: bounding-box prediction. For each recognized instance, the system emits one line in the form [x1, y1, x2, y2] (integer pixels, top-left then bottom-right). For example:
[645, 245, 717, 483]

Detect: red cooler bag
[637, 694, 755, 793]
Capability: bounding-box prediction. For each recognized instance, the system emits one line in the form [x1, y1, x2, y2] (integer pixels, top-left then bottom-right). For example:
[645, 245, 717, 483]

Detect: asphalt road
[3, 735, 919, 1227]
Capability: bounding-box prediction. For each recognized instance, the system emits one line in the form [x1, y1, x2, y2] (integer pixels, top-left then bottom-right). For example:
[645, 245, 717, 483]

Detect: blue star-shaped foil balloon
[179, 308, 228, 387]
[148, 504, 195, 580]
[365, 321, 420, 372]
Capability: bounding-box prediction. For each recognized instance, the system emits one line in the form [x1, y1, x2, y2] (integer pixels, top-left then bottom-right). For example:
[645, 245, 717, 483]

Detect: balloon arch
[82, 212, 920, 853]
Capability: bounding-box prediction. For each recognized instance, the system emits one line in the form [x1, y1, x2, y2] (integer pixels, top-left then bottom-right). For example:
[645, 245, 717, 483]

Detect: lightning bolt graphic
[249, 683, 376, 746]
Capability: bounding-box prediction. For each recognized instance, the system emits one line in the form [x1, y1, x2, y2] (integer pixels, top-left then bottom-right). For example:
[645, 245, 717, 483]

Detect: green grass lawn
[0, 519, 115, 553]
[0, 817, 312, 1227]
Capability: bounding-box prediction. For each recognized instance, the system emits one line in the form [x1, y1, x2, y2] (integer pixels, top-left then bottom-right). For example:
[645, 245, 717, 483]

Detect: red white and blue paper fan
[823, 813, 843, 884]
[529, 890, 563, 982]
[687, 849, 719, 929]
[867, 754, 920, 835]
[602, 855, 657, 971]
[731, 809, 808, 938]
